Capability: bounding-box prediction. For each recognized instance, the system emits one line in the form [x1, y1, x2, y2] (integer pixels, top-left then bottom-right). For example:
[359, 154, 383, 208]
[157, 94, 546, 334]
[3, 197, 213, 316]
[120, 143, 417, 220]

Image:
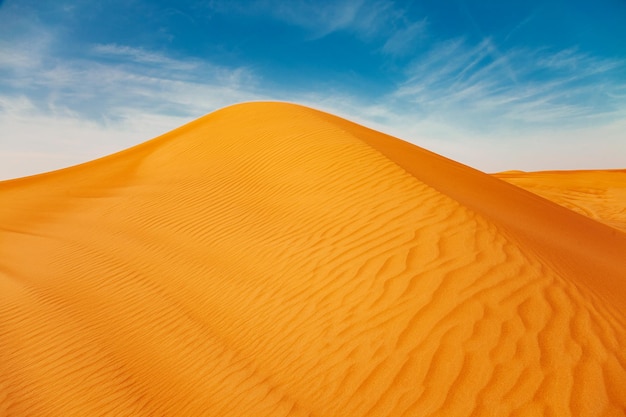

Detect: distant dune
[1, 102, 625, 416]
[495, 169, 626, 233]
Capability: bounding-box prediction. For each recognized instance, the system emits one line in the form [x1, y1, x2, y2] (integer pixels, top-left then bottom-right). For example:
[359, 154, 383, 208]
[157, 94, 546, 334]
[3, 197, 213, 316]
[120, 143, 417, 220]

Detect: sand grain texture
[1, 102, 625, 416]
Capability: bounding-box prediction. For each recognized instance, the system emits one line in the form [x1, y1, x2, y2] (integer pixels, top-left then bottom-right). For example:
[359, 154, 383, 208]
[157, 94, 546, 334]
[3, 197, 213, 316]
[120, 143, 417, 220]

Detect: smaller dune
[495, 169, 626, 232]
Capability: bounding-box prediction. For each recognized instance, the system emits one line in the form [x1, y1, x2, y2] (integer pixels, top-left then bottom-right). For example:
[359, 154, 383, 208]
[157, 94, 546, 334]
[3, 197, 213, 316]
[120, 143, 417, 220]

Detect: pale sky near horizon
[1, 0, 625, 180]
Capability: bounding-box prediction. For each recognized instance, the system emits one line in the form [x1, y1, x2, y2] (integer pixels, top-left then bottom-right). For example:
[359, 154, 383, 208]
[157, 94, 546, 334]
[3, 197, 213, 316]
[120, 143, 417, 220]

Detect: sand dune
[1, 102, 625, 416]
[495, 169, 626, 233]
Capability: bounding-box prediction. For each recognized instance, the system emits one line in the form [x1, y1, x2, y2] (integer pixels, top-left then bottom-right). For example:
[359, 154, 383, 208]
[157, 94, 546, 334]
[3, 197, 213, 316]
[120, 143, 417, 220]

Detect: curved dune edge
[1, 102, 625, 416]
[494, 170, 626, 233]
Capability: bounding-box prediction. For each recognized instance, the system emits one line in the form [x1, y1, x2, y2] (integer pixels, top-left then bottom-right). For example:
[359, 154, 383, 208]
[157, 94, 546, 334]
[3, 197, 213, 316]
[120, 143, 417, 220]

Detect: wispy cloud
[92, 44, 200, 69]
[391, 38, 626, 128]
[205, 0, 431, 61]
[2, 30, 259, 118]
[268, 0, 368, 37]
[381, 18, 427, 56]
[207, 0, 402, 40]
[207, 0, 361, 37]
[503, 12, 537, 43]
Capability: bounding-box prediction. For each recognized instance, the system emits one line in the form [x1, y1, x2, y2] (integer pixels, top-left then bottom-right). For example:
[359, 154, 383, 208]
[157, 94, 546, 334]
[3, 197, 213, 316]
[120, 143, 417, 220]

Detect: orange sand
[1, 102, 625, 416]
[495, 169, 626, 233]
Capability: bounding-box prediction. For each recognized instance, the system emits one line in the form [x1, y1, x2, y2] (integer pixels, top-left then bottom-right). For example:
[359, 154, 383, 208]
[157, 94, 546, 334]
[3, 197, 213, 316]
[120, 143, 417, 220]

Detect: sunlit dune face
[1, 102, 625, 416]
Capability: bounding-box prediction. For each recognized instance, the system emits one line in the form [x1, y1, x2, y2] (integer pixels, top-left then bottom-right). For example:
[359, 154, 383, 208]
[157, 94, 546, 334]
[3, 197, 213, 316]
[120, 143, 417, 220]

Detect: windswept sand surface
[1, 102, 625, 416]
[495, 170, 626, 233]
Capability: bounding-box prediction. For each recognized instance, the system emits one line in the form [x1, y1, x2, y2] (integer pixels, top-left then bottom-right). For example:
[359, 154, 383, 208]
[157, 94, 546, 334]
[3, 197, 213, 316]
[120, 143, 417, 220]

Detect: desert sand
[1, 102, 625, 416]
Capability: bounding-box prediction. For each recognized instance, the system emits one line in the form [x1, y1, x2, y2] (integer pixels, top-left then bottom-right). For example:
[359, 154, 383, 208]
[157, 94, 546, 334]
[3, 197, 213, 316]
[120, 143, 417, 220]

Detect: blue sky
[1, 0, 625, 179]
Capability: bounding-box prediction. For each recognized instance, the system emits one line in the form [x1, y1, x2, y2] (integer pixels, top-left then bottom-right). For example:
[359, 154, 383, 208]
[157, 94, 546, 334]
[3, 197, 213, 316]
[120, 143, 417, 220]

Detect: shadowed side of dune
[323, 114, 626, 313]
[1, 102, 625, 416]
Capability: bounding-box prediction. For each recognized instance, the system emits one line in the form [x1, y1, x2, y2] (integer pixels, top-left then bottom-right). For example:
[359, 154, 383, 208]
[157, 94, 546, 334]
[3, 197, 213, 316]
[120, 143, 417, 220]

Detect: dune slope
[1, 102, 625, 416]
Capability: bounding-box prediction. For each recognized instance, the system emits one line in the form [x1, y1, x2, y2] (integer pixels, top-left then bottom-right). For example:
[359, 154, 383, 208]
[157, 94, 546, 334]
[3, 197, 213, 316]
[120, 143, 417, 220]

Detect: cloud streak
[391, 38, 626, 128]
[207, 0, 393, 39]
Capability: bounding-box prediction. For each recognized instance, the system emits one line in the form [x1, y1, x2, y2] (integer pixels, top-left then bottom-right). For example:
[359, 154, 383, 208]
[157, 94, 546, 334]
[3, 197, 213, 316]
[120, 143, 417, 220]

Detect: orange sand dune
[1, 102, 625, 416]
[495, 169, 626, 233]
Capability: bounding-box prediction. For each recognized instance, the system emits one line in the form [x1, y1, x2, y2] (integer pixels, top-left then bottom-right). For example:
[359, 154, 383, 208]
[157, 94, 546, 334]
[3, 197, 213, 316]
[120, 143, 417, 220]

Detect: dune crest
[1, 102, 625, 416]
